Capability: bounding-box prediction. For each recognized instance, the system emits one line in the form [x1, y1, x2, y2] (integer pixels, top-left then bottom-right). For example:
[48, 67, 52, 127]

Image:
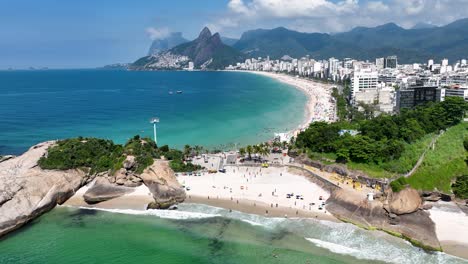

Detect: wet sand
[185, 195, 338, 222]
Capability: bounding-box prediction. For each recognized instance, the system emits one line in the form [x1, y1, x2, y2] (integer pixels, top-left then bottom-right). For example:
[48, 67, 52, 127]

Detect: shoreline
[243, 70, 335, 138]
[185, 195, 338, 222]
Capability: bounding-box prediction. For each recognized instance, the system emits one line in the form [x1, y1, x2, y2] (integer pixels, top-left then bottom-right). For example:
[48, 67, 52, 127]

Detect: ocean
[0, 70, 306, 155]
[0, 205, 464, 264]
[0, 70, 466, 263]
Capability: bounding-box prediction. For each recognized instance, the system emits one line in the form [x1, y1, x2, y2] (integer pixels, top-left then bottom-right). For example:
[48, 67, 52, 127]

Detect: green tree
[239, 147, 246, 157]
[183, 144, 192, 159]
[440, 97, 468, 126]
[246, 145, 253, 160]
[452, 175, 468, 199]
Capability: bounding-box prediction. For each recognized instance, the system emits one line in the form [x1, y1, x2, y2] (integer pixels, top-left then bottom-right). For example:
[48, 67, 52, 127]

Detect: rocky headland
[326, 187, 441, 251]
[0, 141, 186, 238]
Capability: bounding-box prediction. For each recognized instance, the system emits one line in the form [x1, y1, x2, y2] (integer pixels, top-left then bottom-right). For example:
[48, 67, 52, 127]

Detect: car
[318, 205, 323, 210]
[219, 169, 226, 173]
[319, 195, 323, 200]
[186, 187, 191, 191]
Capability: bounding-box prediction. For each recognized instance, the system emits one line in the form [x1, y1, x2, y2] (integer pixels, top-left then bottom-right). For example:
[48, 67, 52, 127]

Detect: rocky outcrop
[326, 188, 441, 251]
[140, 160, 186, 209]
[0, 142, 87, 237]
[83, 177, 134, 204]
[0, 155, 15, 163]
[389, 187, 422, 215]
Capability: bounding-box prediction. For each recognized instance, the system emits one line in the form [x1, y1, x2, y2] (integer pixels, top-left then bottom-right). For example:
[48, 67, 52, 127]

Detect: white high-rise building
[351, 68, 379, 100]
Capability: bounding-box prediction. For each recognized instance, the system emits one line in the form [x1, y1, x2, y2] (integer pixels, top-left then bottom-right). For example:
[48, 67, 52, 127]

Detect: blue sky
[1, 0, 467, 69]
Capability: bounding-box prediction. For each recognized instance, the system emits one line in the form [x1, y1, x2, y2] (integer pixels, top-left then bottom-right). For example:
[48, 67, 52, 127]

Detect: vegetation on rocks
[39, 135, 200, 175]
[390, 177, 409, 193]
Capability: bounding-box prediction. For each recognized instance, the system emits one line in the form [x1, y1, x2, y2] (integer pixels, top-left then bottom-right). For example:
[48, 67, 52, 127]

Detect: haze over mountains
[147, 32, 188, 55]
[133, 18, 468, 70]
[132, 27, 243, 70]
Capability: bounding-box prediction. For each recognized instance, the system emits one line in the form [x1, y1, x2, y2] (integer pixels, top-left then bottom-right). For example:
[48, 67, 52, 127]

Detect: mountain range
[132, 18, 468, 70]
[234, 18, 468, 63]
[131, 27, 244, 70]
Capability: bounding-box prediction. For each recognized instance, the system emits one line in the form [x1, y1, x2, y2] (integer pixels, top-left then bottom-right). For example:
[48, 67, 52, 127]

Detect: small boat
[176, 90, 183, 94]
[168, 91, 174, 94]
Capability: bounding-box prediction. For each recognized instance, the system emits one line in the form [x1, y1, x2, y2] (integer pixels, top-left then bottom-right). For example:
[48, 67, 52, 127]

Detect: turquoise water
[0, 205, 464, 264]
[0, 70, 306, 155]
[1, 70, 466, 264]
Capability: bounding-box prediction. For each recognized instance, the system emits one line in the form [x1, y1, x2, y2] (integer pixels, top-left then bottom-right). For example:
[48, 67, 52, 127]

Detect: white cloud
[145, 27, 170, 40]
[228, 0, 358, 18]
[208, 0, 468, 35]
[367, 1, 390, 12]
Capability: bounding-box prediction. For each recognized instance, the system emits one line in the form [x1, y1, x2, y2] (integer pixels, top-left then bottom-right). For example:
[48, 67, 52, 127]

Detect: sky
[1, 0, 468, 69]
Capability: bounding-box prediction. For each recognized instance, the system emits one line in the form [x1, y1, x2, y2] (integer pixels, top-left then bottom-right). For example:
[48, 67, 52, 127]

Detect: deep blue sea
[0, 70, 306, 155]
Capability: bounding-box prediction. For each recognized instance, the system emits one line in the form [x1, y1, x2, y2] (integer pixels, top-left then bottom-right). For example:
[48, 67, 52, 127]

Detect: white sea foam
[77, 206, 220, 220]
[305, 238, 359, 255]
[66, 204, 465, 264]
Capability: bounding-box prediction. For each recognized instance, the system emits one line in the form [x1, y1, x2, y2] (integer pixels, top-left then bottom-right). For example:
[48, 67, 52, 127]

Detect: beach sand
[63, 184, 154, 210]
[179, 165, 336, 221]
[429, 202, 468, 259]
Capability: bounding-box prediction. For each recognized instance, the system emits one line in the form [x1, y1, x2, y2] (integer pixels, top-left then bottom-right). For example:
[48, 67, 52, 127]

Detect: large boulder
[389, 187, 422, 215]
[140, 160, 186, 209]
[0, 142, 87, 237]
[123, 155, 136, 170]
[83, 177, 134, 204]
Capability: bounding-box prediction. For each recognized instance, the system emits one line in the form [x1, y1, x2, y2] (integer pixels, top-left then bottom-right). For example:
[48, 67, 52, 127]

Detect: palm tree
[246, 145, 253, 160]
[260, 144, 270, 157]
[194, 145, 203, 157]
[253, 144, 261, 157]
[183, 144, 192, 159]
[239, 147, 246, 157]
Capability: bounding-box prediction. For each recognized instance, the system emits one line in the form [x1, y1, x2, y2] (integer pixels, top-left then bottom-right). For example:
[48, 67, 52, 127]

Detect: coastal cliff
[0, 142, 87, 237]
[0, 140, 186, 238]
[326, 188, 442, 251]
[140, 160, 186, 209]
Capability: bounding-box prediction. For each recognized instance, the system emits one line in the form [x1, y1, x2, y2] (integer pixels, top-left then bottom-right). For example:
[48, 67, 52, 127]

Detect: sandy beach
[63, 184, 154, 210]
[429, 202, 468, 259]
[63, 164, 337, 222]
[178, 165, 336, 221]
[246, 71, 336, 137]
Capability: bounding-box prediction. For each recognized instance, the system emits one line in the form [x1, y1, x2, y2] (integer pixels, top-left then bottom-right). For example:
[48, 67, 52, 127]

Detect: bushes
[391, 177, 408, 193]
[295, 97, 468, 167]
[169, 160, 202, 173]
[38, 138, 124, 174]
[38, 135, 199, 174]
[452, 175, 468, 199]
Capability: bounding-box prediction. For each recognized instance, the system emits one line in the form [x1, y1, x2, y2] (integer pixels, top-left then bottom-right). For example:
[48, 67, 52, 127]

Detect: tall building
[376, 58, 385, 69]
[351, 68, 379, 101]
[328, 57, 339, 78]
[384, 56, 398, 69]
[396, 81, 441, 110]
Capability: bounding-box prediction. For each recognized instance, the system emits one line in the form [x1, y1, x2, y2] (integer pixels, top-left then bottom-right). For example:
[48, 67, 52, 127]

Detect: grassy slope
[310, 134, 434, 179]
[407, 122, 468, 193]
